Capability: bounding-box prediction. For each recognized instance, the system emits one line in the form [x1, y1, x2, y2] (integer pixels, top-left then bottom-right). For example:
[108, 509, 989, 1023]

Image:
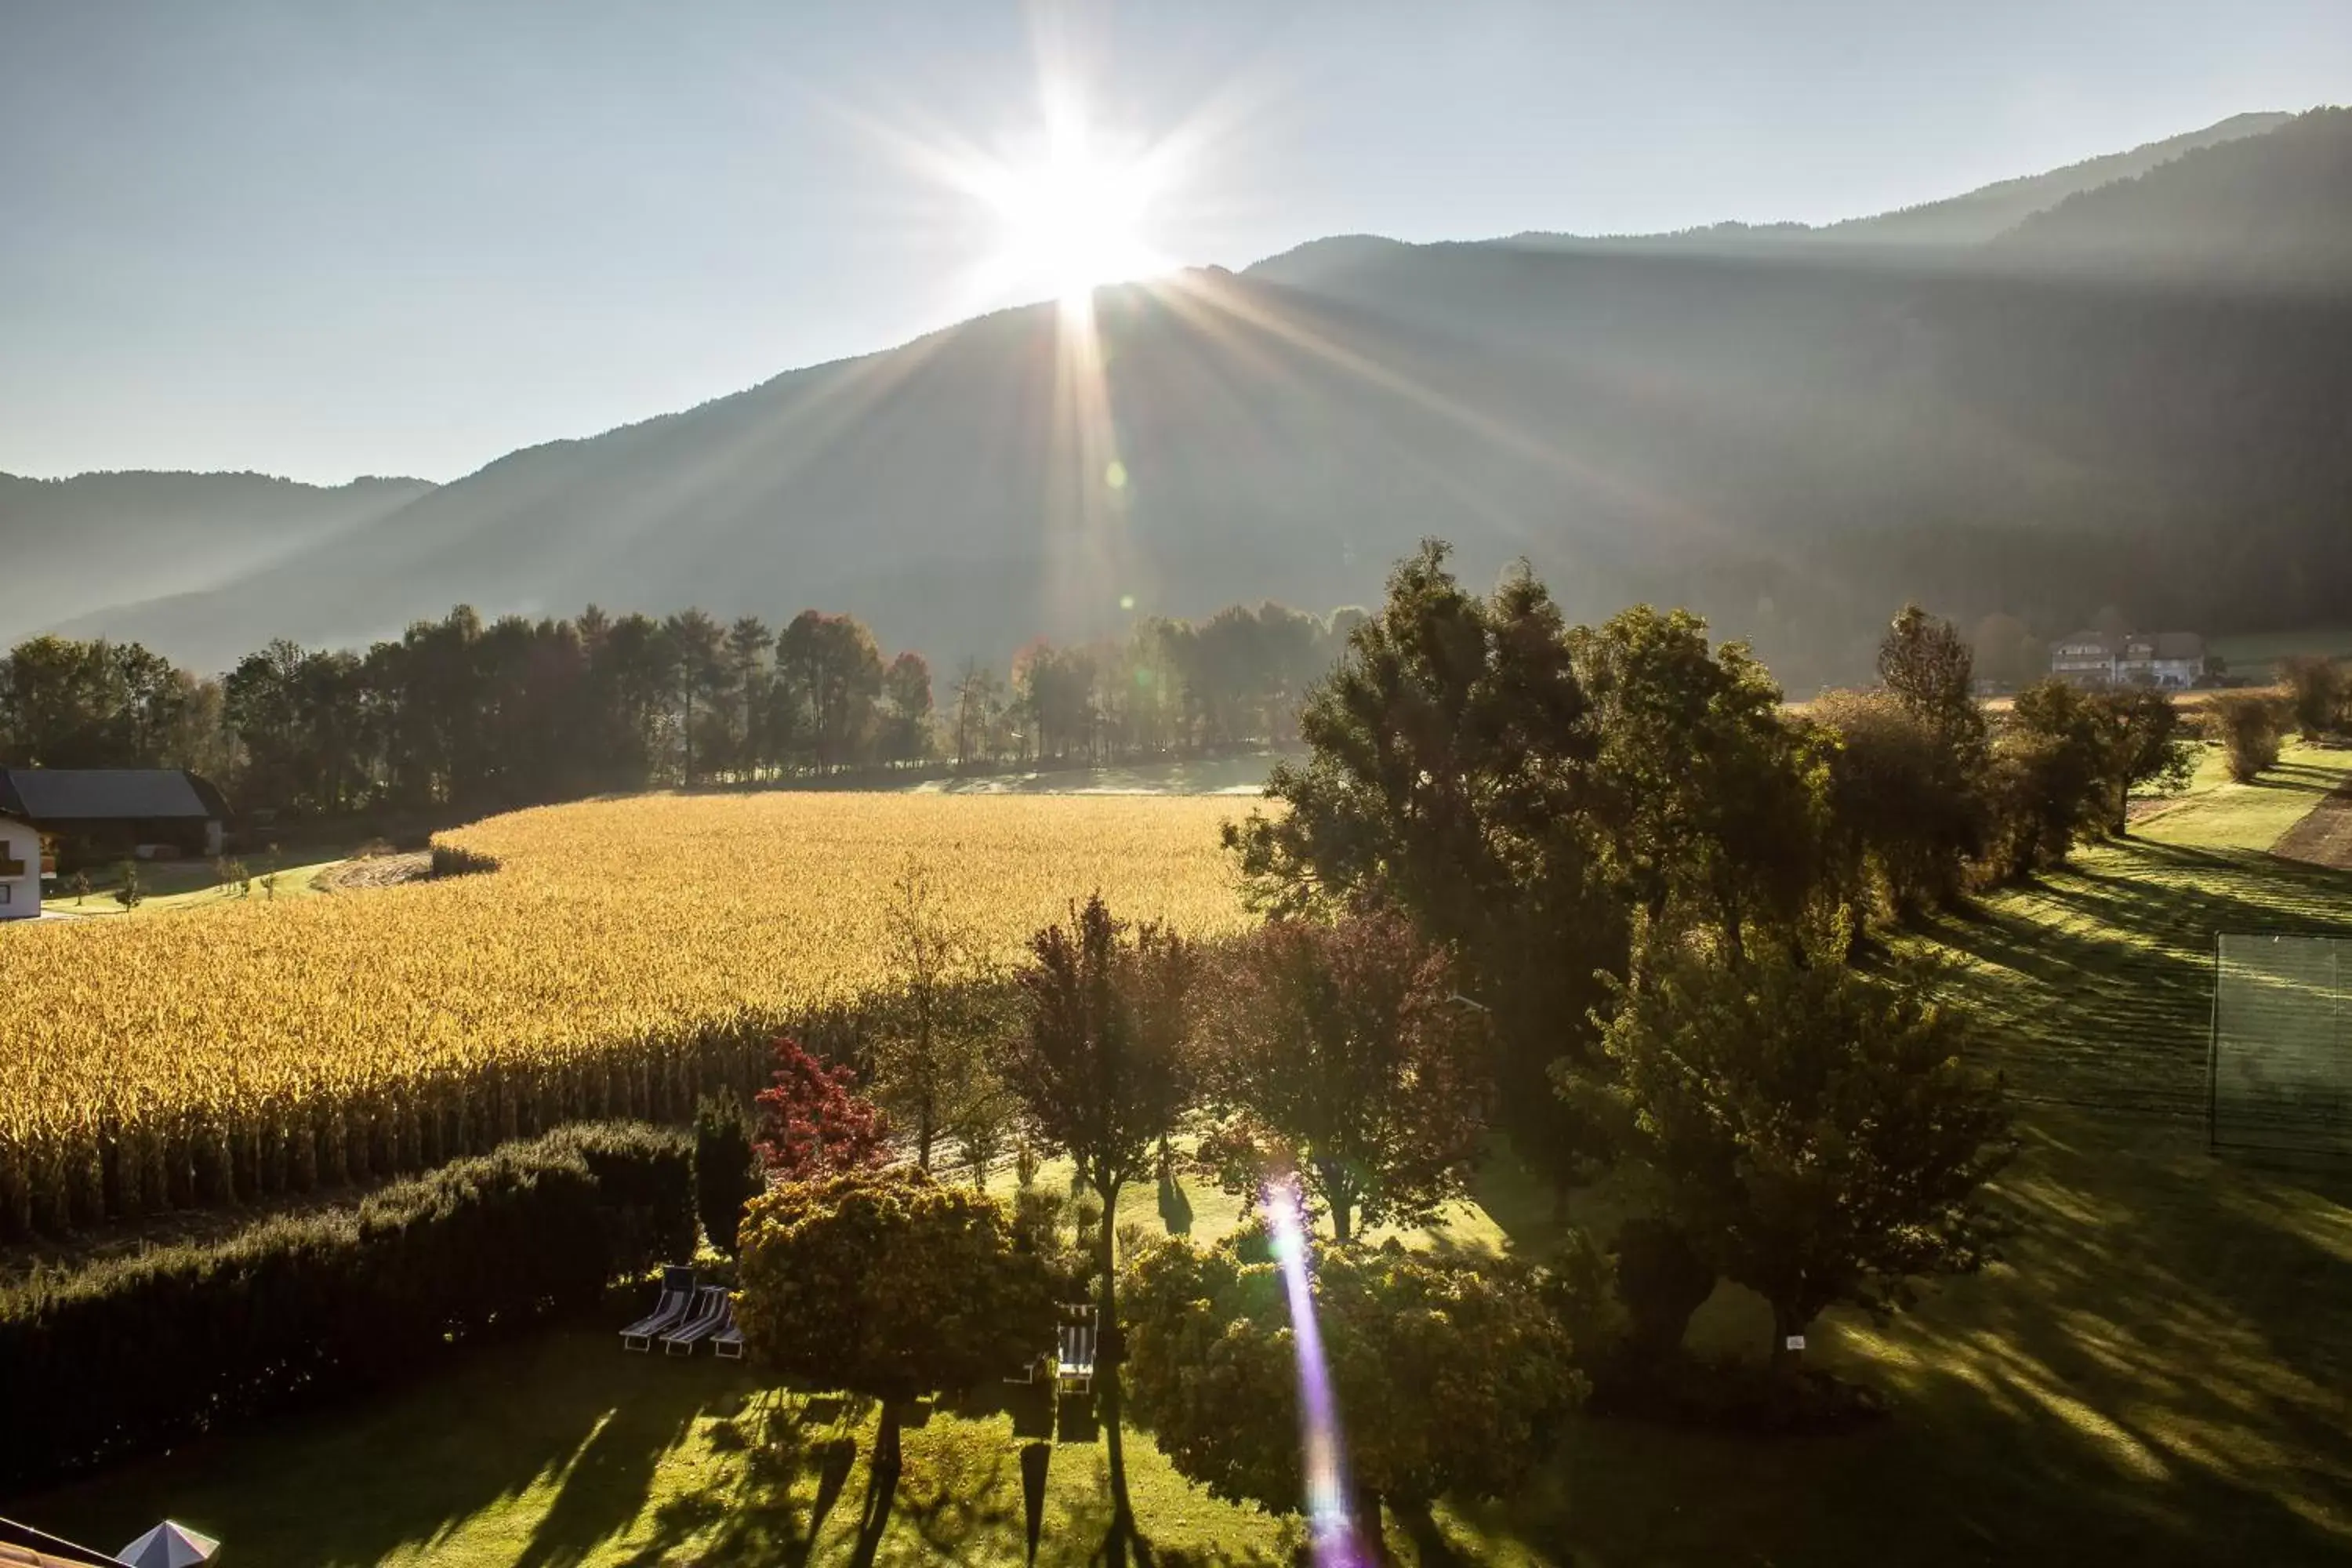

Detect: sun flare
[949, 94, 1175, 308]
[982, 130, 1160, 303]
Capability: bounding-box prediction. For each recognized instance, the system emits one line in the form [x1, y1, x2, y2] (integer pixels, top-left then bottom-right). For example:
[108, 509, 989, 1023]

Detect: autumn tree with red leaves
[753, 1036, 892, 1179]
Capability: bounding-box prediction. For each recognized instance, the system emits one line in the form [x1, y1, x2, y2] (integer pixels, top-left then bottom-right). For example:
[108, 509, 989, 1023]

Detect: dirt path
[317, 851, 434, 891]
[2270, 778, 2352, 869]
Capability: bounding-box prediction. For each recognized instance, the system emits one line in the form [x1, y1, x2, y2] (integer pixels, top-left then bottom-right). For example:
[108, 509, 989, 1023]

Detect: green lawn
[14, 751, 2352, 1565]
[39, 850, 351, 918]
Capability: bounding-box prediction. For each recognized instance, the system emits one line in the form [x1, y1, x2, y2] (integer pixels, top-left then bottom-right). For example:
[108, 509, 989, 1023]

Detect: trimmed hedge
[0, 1121, 693, 1489]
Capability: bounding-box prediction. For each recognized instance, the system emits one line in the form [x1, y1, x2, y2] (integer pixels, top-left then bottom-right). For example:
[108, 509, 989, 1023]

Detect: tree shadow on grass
[1912, 840, 2352, 1119]
[9, 1327, 753, 1568]
[1157, 1173, 1195, 1236]
[1468, 1105, 2352, 1567]
[608, 1392, 862, 1568]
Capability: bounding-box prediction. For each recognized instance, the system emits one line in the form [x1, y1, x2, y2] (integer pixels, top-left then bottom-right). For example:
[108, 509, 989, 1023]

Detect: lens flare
[1264, 1173, 1374, 1566]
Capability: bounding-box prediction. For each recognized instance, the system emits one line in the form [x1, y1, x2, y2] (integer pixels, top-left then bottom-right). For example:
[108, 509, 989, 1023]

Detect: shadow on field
[9, 1326, 752, 1568]
[1465, 1105, 2352, 1568]
[1917, 839, 2352, 1116]
[1452, 828, 2352, 1567]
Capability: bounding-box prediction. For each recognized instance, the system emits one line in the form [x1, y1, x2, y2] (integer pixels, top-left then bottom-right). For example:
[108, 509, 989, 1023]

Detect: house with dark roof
[0, 769, 230, 893]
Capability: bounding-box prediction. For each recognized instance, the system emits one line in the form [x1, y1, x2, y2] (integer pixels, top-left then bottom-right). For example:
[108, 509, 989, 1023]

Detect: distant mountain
[3, 470, 433, 642]
[1998, 107, 2352, 278]
[1812, 110, 2292, 245]
[1494, 111, 2292, 254]
[43, 110, 2352, 691]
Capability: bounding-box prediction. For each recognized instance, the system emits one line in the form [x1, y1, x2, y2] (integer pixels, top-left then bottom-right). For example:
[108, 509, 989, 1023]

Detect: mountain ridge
[32, 107, 2352, 691]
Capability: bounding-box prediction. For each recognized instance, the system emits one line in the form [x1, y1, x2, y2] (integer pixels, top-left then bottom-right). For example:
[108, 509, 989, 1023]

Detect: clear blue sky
[3, 0, 2344, 486]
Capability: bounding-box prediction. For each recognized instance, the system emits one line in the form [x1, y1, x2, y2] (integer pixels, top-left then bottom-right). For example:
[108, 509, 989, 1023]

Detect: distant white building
[0, 811, 41, 921]
[2049, 630, 2206, 689]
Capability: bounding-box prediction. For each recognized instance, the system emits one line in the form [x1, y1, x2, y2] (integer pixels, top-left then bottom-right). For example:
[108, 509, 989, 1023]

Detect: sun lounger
[619, 1265, 697, 1352]
[663, 1285, 731, 1356]
[710, 1294, 744, 1359]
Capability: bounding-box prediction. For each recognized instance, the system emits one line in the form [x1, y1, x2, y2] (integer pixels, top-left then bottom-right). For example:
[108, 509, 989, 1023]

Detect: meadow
[13, 748, 2352, 1565]
[0, 794, 1251, 1236]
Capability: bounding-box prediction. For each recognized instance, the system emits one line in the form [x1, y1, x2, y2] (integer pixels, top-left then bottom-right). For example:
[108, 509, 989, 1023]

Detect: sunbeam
[1265, 1171, 1375, 1567]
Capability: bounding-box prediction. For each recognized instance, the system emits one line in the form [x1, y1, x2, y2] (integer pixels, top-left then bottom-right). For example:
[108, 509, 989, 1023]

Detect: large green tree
[2082, 686, 2195, 836]
[1196, 913, 1486, 1243]
[1571, 605, 1820, 963]
[1592, 941, 2012, 1370]
[1225, 539, 1624, 1203]
[734, 1167, 1054, 1475]
[1809, 691, 1977, 921]
[1122, 1232, 1584, 1554]
[1004, 894, 1198, 1562]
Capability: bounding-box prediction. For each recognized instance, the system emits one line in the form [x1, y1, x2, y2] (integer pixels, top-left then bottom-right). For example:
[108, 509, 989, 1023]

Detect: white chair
[1056, 1305, 1098, 1395]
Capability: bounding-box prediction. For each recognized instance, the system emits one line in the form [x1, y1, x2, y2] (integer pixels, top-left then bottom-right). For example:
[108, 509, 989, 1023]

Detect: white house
[0, 811, 42, 921]
[2049, 630, 2206, 690]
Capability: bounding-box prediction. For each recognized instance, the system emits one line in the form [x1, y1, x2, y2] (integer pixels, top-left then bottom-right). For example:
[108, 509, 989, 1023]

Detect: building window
[0, 884, 11, 906]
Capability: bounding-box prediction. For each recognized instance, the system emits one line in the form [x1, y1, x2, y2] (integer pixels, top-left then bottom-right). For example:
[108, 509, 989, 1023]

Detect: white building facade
[0, 813, 42, 921]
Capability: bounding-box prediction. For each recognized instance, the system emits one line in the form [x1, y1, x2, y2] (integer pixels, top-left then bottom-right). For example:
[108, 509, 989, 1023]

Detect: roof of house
[0, 769, 226, 823]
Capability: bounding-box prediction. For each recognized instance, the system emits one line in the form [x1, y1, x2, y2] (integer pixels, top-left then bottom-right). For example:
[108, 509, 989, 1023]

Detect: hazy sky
[4, 0, 2345, 485]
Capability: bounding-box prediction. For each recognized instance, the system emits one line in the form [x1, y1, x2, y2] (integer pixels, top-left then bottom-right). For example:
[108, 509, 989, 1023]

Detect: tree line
[0, 599, 1360, 821]
[681, 537, 2256, 1562]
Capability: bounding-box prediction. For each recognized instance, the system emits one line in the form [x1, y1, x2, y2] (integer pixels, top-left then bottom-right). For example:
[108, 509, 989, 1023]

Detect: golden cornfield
[0, 793, 1254, 1236]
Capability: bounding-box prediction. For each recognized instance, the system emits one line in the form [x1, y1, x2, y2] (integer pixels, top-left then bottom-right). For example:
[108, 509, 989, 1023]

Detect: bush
[1122, 1232, 1584, 1540]
[733, 1166, 1053, 1472]
[693, 1089, 763, 1256]
[2278, 655, 2344, 739]
[0, 1121, 691, 1490]
[2212, 692, 2285, 782]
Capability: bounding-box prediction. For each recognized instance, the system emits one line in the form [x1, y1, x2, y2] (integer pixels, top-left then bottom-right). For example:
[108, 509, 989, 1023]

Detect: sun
[963, 99, 1173, 307]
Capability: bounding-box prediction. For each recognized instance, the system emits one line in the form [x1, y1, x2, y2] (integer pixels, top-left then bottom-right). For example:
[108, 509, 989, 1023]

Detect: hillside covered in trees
[0, 470, 432, 639]
[30, 109, 2352, 692]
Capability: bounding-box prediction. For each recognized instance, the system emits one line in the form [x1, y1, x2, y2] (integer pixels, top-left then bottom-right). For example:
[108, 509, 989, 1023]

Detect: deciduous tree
[753, 1037, 891, 1180]
[735, 1167, 1053, 1475]
[1004, 894, 1197, 1561]
[870, 859, 1007, 1174]
[1224, 540, 1624, 1206]
[1592, 942, 2011, 1371]
[2083, 686, 2195, 835]
[1196, 913, 1486, 1243]
[1571, 605, 1820, 963]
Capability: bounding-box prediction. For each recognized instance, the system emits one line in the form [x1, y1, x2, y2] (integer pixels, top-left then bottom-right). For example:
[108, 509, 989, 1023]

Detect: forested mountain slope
[2, 470, 431, 641]
[48, 111, 2352, 690]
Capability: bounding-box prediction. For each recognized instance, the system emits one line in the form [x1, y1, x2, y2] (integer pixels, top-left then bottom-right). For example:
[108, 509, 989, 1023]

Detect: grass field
[13, 750, 2352, 1564]
[34, 848, 352, 918]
